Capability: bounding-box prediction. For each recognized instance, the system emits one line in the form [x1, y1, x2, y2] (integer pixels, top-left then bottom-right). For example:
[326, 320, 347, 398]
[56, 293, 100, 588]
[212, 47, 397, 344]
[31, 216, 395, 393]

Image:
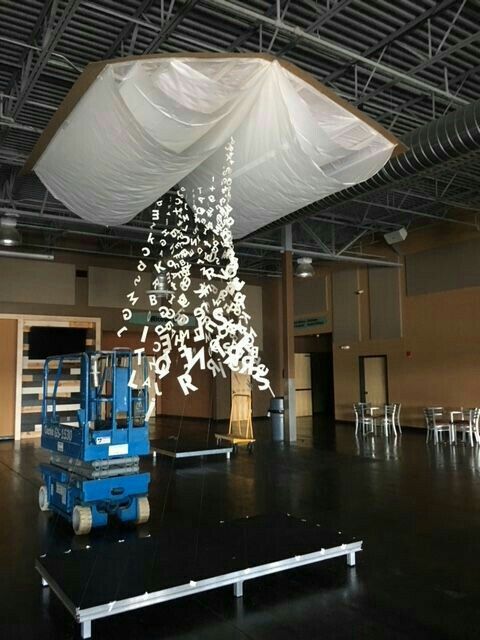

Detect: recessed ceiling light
[295, 256, 314, 278]
[0, 216, 21, 247]
[146, 271, 173, 297]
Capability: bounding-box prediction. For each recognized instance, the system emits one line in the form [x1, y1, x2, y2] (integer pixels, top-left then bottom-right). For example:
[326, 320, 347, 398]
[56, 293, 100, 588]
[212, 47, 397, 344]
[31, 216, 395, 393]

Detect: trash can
[269, 397, 285, 441]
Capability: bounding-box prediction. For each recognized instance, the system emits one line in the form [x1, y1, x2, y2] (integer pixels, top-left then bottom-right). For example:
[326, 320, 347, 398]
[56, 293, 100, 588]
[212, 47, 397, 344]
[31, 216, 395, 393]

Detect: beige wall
[0, 252, 138, 331]
[0, 251, 281, 422]
[334, 275, 480, 427]
[292, 221, 480, 429]
[293, 269, 332, 336]
[6, 222, 479, 429]
[0, 259, 75, 305]
[332, 224, 480, 428]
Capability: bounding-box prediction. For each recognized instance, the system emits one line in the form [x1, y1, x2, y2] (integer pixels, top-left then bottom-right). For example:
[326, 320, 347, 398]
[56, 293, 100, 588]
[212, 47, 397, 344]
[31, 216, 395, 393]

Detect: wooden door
[360, 356, 388, 406]
[0, 319, 17, 438]
[295, 353, 312, 417]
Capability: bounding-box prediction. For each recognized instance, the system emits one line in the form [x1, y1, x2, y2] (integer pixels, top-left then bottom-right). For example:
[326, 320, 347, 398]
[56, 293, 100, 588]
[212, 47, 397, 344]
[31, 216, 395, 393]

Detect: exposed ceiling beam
[0, 0, 55, 99]
[103, 0, 159, 58]
[203, 0, 468, 105]
[142, 0, 201, 54]
[321, 0, 458, 86]
[0, 249, 53, 261]
[227, 0, 287, 51]
[336, 229, 369, 255]
[0, 0, 81, 150]
[310, 213, 401, 230]
[275, 0, 353, 57]
[18, 221, 159, 245]
[353, 200, 479, 228]
[0, 152, 27, 166]
[3, 1, 81, 120]
[0, 121, 43, 134]
[0, 206, 169, 234]
[354, 29, 480, 107]
[298, 221, 333, 254]
[17, 242, 148, 262]
[238, 241, 401, 267]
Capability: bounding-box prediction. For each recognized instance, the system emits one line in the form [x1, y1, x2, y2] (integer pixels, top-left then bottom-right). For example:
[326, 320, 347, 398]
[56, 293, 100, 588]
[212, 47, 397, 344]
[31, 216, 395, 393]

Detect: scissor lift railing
[42, 351, 149, 461]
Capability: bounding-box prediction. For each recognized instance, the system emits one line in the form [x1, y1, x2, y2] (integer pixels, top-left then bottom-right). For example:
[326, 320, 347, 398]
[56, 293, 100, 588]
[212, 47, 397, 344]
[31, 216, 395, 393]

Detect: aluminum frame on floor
[151, 445, 233, 460]
[36, 514, 362, 639]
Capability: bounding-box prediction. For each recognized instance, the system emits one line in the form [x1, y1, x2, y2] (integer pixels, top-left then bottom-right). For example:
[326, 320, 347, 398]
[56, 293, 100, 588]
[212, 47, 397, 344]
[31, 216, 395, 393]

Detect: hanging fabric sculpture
[26, 54, 399, 239]
[23, 54, 401, 398]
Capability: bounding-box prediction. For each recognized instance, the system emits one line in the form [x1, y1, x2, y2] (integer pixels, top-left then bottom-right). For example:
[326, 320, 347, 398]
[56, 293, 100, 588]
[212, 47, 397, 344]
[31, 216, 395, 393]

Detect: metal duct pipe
[0, 249, 54, 260]
[245, 97, 480, 237]
[0, 207, 169, 235]
[239, 241, 401, 267]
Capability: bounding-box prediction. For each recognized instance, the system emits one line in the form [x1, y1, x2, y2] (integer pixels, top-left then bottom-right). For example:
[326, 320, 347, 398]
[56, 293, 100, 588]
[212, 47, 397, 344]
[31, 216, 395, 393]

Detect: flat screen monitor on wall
[28, 327, 88, 360]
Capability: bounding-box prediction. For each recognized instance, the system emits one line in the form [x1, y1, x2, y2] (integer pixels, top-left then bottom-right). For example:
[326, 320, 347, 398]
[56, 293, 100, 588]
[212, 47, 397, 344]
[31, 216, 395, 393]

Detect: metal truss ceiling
[1, 0, 480, 273]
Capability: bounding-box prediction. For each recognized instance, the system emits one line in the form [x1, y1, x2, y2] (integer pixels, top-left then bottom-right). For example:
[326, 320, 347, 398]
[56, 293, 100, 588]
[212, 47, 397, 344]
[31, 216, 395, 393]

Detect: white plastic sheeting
[33, 56, 396, 238]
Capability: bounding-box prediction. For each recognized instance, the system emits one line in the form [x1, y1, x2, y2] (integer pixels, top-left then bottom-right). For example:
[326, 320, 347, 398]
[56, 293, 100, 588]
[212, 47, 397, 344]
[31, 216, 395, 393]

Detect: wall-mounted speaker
[384, 227, 408, 245]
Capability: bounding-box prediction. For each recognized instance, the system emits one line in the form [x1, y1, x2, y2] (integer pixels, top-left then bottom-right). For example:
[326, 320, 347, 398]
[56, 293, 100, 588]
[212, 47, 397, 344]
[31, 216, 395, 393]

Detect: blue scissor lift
[38, 350, 151, 535]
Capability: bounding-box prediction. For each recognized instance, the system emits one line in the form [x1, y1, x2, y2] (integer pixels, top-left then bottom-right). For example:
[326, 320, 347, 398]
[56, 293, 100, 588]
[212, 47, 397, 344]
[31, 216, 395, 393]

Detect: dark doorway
[294, 334, 334, 416]
[311, 351, 334, 415]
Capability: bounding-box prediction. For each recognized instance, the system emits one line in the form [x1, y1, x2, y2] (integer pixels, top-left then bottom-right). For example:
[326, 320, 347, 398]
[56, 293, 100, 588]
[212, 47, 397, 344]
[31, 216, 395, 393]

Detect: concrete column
[282, 226, 296, 442]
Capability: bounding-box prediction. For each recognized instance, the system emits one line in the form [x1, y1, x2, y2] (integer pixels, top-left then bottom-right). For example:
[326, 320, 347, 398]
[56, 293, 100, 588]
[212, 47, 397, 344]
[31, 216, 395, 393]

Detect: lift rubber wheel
[38, 485, 50, 512]
[135, 496, 150, 524]
[72, 505, 93, 535]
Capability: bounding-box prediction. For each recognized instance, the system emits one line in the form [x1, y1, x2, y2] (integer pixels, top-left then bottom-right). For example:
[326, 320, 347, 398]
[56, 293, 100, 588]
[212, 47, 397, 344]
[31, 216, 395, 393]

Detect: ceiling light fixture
[295, 256, 314, 278]
[0, 249, 53, 261]
[146, 271, 173, 298]
[0, 215, 22, 247]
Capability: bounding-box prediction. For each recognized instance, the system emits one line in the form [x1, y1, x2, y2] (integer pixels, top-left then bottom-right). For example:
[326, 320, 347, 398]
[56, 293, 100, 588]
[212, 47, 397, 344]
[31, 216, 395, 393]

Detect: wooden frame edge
[14, 317, 24, 441]
[22, 53, 405, 175]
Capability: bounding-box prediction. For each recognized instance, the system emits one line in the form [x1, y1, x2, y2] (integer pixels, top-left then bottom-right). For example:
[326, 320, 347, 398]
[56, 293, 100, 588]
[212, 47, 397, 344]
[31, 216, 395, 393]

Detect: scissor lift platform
[36, 513, 362, 639]
[39, 351, 151, 534]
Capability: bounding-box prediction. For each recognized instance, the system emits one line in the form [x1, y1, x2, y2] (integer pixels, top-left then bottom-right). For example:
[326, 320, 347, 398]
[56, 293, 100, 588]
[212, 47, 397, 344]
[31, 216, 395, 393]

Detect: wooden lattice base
[215, 433, 255, 447]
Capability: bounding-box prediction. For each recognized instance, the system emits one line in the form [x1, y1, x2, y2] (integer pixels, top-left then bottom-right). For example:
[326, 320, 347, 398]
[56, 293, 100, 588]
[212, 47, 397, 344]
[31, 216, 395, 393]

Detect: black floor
[1, 417, 479, 639]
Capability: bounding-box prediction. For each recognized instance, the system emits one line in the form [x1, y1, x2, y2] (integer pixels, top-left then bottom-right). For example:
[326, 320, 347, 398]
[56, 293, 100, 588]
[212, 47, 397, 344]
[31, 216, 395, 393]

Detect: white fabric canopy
[33, 56, 397, 238]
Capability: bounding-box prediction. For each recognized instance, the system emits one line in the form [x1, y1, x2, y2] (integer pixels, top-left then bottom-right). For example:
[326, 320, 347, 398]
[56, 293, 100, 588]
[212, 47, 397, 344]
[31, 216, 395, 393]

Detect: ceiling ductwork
[1, 2, 479, 273]
[247, 97, 480, 238]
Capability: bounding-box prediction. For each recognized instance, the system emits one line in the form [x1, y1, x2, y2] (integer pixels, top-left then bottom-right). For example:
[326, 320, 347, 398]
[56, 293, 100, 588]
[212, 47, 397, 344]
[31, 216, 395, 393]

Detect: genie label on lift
[44, 425, 74, 442]
[109, 444, 128, 456]
[56, 483, 67, 504]
[95, 436, 111, 445]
